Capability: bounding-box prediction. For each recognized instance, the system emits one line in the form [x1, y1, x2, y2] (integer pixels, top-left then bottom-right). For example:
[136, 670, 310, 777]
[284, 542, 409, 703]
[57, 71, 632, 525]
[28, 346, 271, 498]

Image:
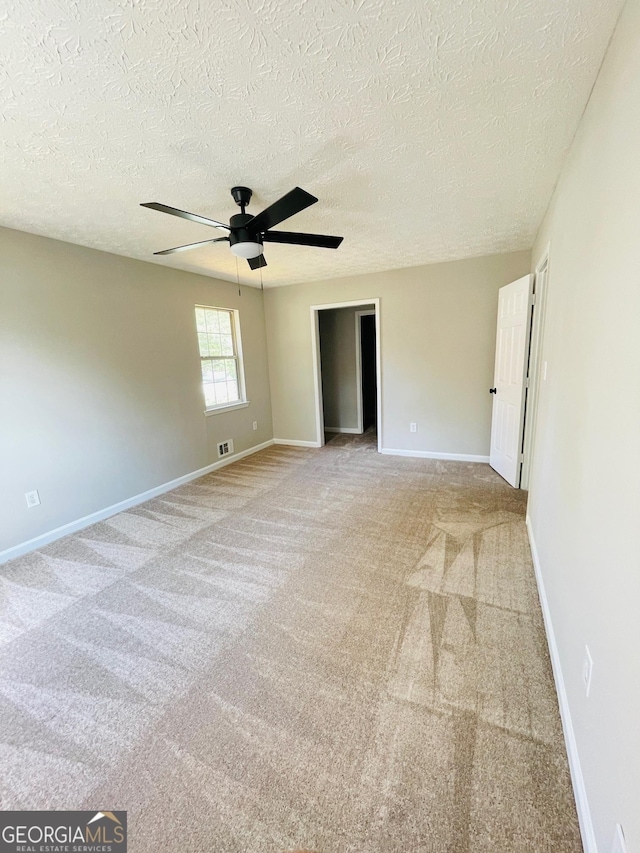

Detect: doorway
[521, 250, 550, 489]
[488, 250, 550, 489]
[356, 310, 377, 433]
[311, 298, 382, 451]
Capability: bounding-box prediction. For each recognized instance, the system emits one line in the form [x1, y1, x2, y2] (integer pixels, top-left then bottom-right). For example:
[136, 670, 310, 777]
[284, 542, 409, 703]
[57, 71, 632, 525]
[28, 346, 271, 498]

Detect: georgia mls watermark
[0, 811, 126, 853]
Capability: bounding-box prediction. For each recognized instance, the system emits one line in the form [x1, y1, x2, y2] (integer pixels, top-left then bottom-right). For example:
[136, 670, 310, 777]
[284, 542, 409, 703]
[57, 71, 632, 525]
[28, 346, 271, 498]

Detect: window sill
[204, 401, 250, 417]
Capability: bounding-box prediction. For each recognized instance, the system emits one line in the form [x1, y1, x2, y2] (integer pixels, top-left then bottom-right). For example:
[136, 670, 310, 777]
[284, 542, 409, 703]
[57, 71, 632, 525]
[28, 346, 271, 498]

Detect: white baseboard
[324, 427, 362, 434]
[0, 439, 275, 566]
[273, 438, 322, 448]
[526, 516, 596, 853]
[381, 448, 490, 463]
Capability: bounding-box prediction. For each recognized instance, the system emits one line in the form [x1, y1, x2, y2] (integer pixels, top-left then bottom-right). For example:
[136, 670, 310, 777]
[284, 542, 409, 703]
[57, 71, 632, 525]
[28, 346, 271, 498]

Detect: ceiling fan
[141, 186, 343, 270]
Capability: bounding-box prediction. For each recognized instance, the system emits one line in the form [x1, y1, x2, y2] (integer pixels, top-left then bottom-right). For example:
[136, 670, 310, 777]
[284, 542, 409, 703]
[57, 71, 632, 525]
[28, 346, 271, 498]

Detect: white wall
[0, 226, 272, 554]
[264, 251, 530, 455]
[527, 0, 640, 848]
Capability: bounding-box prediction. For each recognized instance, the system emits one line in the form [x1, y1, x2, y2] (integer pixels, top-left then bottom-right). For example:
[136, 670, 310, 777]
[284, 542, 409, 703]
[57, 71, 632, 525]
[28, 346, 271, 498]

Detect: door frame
[311, 298, 382, 451]
[521, 245, 551, 489]
[355, 308, 376, 434]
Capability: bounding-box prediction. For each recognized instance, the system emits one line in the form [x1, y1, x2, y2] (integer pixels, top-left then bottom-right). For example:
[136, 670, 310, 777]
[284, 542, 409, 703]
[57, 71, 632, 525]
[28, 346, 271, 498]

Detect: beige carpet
[0, 434, 581, 852]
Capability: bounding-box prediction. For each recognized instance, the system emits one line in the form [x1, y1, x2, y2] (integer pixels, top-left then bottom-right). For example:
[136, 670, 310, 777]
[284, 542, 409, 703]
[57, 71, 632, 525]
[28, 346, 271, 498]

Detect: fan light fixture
[230, 240, 263, 259]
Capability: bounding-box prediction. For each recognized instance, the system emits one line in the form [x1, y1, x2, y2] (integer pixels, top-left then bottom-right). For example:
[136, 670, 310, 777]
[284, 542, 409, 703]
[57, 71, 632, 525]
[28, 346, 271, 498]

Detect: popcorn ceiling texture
[0, 0, 623, 287]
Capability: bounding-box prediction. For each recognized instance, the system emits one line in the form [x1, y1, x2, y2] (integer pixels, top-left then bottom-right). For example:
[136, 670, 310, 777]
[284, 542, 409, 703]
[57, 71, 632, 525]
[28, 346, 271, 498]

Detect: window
[195, 305, 245, 410]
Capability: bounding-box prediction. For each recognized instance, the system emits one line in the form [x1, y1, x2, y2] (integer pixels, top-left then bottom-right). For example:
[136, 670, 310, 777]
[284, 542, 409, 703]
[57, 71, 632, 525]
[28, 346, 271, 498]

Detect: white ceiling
[1, 0, 623, 287]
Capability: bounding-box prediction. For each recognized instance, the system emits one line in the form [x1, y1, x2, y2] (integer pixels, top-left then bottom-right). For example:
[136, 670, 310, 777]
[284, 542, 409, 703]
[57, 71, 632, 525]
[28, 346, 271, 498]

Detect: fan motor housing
[229, 213, 262, 250]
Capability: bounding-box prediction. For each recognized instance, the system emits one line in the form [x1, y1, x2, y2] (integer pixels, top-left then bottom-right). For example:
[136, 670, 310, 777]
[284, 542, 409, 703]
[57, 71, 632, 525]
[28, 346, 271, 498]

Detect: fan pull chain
[259, 262, 263, 292]
[235, 256, 241, 296]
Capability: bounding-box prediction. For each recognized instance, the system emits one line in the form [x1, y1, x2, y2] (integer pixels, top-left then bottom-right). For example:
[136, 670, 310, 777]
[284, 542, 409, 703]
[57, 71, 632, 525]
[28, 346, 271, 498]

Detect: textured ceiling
[0, 0, 624, 288]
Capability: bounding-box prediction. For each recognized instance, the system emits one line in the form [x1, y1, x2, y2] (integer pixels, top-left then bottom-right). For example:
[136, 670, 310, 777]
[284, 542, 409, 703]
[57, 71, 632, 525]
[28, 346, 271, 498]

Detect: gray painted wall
[0, 227, 272, 553]
[527, 0, 640, 848]
[264, 252, 531, 453]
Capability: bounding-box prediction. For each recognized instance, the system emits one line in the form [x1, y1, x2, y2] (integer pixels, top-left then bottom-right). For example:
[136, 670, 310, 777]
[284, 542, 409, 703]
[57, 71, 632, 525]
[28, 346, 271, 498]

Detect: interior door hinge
[531, 293, 537, 305]
[519, 453, 525, 463]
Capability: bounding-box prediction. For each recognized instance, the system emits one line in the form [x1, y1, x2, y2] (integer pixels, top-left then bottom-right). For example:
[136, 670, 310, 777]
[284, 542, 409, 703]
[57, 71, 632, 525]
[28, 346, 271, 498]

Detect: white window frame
[195, 305, 249, 415]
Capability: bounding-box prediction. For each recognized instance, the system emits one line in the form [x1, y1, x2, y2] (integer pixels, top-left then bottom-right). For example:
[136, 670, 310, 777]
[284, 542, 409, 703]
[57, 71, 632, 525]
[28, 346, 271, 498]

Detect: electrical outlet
[253, 421, 258, 431]
[611, 824, 627, 853]
[582, 645, 593, 697]
[25, 490, 40, 508]
[410, 422, 417, 433]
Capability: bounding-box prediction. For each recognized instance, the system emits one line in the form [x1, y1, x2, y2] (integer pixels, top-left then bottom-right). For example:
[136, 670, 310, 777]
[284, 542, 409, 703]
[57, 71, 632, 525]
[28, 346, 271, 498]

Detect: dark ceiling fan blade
[247, 254, 267, 270]
[141, 202, 229, 231]
[247, 187, 317, 233]
[154, 237, 229, 256]
[262, 231, 343, 249]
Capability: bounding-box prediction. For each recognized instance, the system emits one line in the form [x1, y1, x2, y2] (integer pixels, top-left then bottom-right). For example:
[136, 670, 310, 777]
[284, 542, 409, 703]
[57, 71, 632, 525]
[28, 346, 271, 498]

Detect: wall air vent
[217, 439, 234, 458]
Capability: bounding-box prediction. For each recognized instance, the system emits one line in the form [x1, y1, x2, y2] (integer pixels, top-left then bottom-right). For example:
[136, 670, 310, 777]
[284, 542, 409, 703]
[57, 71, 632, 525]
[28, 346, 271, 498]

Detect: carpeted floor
[0, 434, 581, 852]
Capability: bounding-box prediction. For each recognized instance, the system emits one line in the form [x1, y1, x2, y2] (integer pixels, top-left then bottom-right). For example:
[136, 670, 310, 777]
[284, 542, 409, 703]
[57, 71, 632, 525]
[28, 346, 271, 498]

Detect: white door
[489, 274, 533, 487]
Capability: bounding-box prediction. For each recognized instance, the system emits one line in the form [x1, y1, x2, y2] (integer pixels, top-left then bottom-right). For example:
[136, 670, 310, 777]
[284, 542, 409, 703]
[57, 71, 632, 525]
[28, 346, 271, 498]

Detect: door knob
[489, 387, 497, 394]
